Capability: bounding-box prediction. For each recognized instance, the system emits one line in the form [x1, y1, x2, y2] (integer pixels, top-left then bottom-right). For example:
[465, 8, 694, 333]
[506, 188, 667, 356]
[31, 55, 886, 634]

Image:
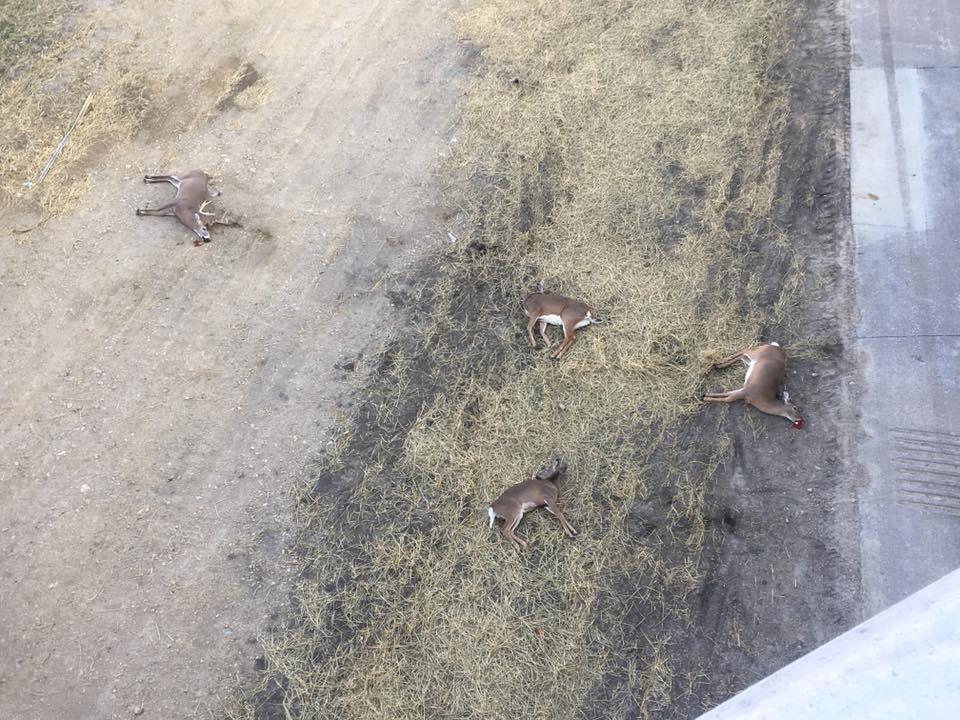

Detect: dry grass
[212, 62, 271, 114]
[0, 2, 151, 216]
[236, 0, 801, 718]
[0, 0, 73, 78]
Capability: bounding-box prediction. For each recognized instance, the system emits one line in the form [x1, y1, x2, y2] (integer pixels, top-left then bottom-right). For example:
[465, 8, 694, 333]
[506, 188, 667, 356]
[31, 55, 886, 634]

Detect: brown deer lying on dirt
[702, 342, 805, 429]
[135, 170, 227, 246]
[522, 281, 603, 360]
[487, 457, 578, 552]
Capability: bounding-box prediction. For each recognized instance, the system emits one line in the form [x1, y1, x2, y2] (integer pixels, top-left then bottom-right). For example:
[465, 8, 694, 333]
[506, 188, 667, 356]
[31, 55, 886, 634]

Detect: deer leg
[702, 388, 747, 403]
[550, 336, 570, 360]
[551, 324, 576, 360]
[526, 316, 539, 347]
[135, 201, 177, 216]
[143, 174, 181, 187]
[501, 512, 527, 552]
[713, 350, 748, 369]
[545, 503, 577, 537]
[538, 321, 552, 348]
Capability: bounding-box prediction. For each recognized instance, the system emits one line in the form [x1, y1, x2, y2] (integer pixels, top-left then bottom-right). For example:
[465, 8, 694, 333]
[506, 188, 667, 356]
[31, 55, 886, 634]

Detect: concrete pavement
[851, 0, 960, 617]
[695, 568, 960, 719]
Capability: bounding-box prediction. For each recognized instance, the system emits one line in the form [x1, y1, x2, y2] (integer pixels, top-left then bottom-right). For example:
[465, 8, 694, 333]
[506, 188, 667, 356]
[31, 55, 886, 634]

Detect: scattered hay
[231, 82, 271, 111]
[213, 62, 270, 113]
[0, 4, 152, 216]
[0, 0, 74, 80]
[237, 0, 802, 718]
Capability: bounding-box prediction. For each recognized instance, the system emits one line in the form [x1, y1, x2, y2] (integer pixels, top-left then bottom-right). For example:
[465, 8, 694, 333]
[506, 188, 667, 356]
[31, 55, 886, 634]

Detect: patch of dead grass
[0, 4, 152, 216]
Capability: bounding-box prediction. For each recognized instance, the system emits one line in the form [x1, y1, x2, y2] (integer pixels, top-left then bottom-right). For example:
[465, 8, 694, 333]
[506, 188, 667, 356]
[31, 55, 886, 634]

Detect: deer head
[535, 456, 567, 482]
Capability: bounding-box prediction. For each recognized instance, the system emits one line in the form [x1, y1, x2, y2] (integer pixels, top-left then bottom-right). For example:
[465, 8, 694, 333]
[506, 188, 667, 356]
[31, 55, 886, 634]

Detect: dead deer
[522, 281, 603, 360]
[703, 342, 805, 429]
[487, 457, 578, 552]
[135, 170, 226, 246]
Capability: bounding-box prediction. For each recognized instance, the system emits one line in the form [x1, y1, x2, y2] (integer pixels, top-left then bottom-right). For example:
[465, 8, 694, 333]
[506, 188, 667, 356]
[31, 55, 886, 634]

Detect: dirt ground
[0, 1, 468, 718]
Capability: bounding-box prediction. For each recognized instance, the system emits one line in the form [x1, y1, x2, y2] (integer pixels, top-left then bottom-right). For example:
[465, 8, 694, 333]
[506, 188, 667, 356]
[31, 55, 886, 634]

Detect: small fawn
[522, 281, 603, 360]
[487, 457, 578, 552]
[703, 342, 805, 429]
[135, 170, 226, 246]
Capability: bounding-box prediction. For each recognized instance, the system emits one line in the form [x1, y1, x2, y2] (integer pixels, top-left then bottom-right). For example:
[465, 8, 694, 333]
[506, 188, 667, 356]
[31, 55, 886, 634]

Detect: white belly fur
[743, 358, 755, 384]
[537, 314, 592, 329]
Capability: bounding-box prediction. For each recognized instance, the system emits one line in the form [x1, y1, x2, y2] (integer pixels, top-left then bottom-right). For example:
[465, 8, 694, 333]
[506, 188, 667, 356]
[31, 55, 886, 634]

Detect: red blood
[792, 417, 805, 429]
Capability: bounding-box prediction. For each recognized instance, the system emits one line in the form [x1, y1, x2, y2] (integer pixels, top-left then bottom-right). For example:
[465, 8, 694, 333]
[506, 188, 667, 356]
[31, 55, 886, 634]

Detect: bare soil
[0, 1, 468, 718]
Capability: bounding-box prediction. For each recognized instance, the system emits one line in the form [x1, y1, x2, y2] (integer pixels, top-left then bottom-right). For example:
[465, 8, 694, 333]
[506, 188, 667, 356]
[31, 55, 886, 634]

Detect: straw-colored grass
[0, 3, 151, 216]
[236, 0, 800, 718]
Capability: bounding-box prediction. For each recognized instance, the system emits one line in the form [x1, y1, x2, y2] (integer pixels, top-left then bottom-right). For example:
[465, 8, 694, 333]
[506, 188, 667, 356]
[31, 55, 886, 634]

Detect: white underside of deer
[537, 314, 594, 330]
[703, 341, 805, 429]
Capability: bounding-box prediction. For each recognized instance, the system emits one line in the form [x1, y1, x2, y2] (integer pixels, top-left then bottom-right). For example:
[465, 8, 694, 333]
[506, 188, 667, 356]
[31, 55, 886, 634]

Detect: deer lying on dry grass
[703, 342, 805, 429]
[135, 170, 227, 246]
[522, 281, 603, 360]
[487, 457, 578, 552]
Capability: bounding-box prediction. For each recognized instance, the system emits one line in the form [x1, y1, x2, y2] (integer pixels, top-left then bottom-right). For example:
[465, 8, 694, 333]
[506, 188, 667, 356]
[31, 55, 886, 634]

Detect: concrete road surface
[851, 0, 960, 616]
[696, 568, 960, 720]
